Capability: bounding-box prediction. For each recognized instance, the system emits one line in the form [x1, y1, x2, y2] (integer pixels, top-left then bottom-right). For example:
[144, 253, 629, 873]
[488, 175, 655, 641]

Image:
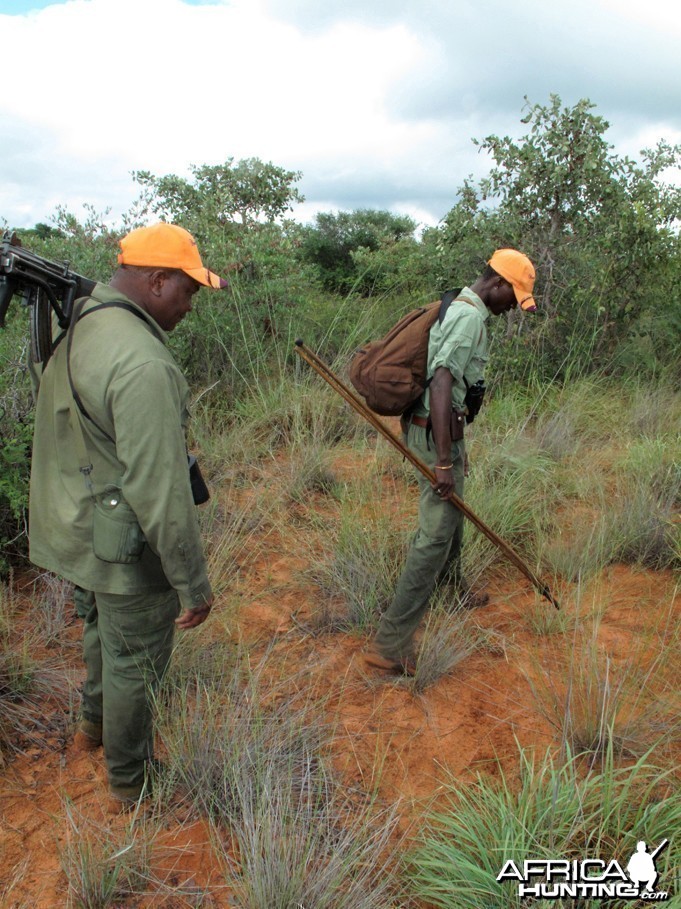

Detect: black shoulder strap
[438, 288, 463, 324]
[421, 288, 464, 394]
[66, 300, 148, 442]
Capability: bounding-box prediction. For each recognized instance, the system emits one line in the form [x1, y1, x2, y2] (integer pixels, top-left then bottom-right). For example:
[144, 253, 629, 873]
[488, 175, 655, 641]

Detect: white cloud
[1, 0, 680, 228]
[1, 0, 428, 161]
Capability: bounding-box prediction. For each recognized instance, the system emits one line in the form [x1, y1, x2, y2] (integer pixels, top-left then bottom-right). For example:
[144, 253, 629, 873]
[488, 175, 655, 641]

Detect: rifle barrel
[1, 231, 97, 361]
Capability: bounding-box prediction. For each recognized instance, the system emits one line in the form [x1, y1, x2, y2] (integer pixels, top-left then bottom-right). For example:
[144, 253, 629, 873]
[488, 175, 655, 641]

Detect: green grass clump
[525, 615, 680, 766]
[606, 482, 679, 570]
[408, 601, 486, 693]
[285, 443, 340, 505]
[541, 512, 615, 582]
[59, 800, 153, 908]
[463, 436, 560, 583]
[409, 745, 680, 909]
[156, 647, 407, 908]
[214, 783, 404, 909]
[309, 495, 409, 633]
[155, 649, 328, 824]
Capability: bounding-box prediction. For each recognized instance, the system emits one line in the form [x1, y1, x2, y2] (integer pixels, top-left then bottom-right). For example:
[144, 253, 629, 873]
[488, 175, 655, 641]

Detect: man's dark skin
[108, 264, 213, 629]
[430, 273, 517, 498]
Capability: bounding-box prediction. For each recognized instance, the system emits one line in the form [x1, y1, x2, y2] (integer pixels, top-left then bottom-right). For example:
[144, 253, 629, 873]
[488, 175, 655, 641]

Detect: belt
[408, 410, 466, 442]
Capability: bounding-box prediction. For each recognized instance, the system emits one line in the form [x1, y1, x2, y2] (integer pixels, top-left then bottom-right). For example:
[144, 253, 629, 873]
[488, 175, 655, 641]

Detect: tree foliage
[132, 158, 304, 234]
[299, 209, 417, 294]
[438, 95, 681, 380]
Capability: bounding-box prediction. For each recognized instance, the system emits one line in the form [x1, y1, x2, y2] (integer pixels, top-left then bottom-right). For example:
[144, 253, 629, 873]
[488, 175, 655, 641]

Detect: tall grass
[285, 442, 340, 506]
[309, 489, 409, 633]
[408, 599, 487, 693]
[29, 572, 74, 644]
[524, 610, 680, 766]
[462, 433, 561, 584]
[59, 799, 153, 909]
[155, 656, 327, 825]
[0, 578, 72, 757]
[198, 480, 277, 600]
[155, 646, 408, 908]
[213, 779, 405, 909]
[409, 744, 680, 909]
[541, 510, 615, 582]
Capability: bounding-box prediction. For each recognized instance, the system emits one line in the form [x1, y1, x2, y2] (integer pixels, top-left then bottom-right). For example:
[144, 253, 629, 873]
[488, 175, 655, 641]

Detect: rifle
[0, 230, 96, 367]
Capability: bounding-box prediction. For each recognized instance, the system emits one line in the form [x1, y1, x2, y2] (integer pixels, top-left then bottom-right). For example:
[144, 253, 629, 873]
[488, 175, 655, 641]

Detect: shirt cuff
[430, 355, 464, 384]
[177, 578, 213, 612]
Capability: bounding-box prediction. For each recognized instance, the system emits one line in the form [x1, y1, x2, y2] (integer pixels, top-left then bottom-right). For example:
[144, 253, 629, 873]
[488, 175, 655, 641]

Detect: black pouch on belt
[450, 410, 465, 442]
[188, 455, 210, 505]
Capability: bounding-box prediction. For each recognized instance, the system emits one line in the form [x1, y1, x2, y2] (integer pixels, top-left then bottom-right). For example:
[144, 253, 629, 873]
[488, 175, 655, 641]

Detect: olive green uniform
[30, 284, 211, 798]
[373, 288, 489, 661]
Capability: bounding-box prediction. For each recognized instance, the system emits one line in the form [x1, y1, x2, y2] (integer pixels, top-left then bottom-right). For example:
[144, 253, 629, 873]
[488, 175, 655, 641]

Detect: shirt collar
[459, 286, 490, 322]
[90, 282, 168, 344]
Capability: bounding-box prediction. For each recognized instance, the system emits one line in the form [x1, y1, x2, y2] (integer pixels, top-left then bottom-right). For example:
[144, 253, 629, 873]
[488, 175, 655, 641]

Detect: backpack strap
[423, 287, 464, 382]
[419, 288, 470, 403]
[438, 288, 463, 324]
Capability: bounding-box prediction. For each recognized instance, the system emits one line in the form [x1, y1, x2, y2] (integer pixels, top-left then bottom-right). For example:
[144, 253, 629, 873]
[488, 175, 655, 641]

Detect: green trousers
[74, 585, 180, 799]
[373, 422, 465, 661]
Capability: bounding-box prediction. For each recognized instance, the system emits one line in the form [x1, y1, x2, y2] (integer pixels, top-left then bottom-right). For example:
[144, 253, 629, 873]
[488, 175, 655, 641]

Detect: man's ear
[148, 269, 168, 296]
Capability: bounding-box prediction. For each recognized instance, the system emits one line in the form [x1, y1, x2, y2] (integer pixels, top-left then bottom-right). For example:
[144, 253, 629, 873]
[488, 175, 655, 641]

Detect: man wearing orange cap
[29, 223, 227, 807]
[365, 249, 537, 676]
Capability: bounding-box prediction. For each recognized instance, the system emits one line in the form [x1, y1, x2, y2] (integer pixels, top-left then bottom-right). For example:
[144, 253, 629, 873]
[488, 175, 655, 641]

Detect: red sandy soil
[1, 444, 678, 907]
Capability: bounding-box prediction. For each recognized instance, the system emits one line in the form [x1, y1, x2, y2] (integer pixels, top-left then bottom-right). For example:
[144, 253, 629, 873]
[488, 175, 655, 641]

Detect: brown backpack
[349, 289, 462, 416]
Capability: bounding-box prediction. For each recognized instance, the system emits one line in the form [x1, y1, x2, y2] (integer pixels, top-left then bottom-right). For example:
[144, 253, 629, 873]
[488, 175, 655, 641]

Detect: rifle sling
[66, 300, 148, 445]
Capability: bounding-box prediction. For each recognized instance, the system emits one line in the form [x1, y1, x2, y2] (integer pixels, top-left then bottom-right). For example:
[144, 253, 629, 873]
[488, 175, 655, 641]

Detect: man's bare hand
[175, 596, 213, 630]
[431, 465, 455, 498]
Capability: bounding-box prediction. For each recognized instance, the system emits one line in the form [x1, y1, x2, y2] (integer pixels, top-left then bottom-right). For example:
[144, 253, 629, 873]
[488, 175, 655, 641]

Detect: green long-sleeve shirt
[29, 283, 212, 609]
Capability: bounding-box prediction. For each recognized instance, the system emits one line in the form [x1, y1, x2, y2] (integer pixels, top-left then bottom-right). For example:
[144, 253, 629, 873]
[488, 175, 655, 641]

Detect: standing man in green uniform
[365, 249, 537, 676]
[29, 223, 227, 806]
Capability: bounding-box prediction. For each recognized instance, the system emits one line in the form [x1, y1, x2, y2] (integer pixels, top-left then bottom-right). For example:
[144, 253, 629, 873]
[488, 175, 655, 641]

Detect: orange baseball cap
[118, 223, 228, 289]
[488, 248, 537, 312]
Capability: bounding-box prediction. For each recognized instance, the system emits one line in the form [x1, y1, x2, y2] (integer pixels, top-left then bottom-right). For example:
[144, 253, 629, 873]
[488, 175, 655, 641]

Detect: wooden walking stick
[294, 339, 560, 609]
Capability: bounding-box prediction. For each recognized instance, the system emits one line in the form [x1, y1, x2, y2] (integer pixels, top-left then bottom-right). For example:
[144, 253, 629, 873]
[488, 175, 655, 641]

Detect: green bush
[0, 317, 34, 573]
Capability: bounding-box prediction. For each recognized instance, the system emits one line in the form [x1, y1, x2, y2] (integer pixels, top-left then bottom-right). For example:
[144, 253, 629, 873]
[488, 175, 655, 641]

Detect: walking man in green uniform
[29, 223, 227, 807]
[365, 249, 537, 676]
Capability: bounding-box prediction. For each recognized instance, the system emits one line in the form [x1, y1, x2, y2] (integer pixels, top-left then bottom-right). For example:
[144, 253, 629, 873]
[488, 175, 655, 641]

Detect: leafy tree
[0, 319, 34, 574]
[438, 95, 681, 379]
[300, 209, 417, 294]
[132, 158, 304, 235]
[127, 159, 317, 389]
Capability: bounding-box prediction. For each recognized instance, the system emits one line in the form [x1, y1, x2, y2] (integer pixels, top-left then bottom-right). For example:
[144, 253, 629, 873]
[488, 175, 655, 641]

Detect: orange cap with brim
[488, 248, 537, 312]
[118, 223, 228, 289]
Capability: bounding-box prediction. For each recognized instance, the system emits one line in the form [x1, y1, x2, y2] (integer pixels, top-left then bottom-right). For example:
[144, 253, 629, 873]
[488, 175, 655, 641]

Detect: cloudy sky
[1, 0, 680, 230]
